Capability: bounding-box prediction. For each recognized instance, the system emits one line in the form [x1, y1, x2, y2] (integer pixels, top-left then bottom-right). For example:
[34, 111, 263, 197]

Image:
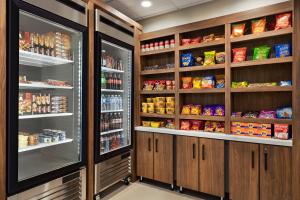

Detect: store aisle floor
[102, 182, 205, 200]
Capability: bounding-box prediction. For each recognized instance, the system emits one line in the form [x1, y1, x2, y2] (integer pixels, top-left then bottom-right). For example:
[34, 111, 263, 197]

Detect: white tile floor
[102, 182, 205, 200]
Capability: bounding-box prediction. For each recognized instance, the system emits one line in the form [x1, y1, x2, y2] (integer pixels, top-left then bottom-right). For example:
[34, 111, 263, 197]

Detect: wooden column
[0, 0, 6, 199]
[225, 23, 231, 134]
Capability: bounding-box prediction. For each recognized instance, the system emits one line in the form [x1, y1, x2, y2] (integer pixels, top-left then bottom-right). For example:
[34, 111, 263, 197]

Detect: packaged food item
[203, 51, 216, 66]
[165, 40, 170, 48]
[159, 41, 164, 49]
[276, 107, 292, 119]
[170, 39, 175, 48]
[274, 43, 292, 58]
[231, 23, 246, 37]
[253, 46, 270, 60]
[166, 97, 175, 103]
[181, 53, 195, 67]
[166, 80, 172, 90]
[232, 47, 247, 62]
[19, 134, 29, 148]
[215, 75, 225, 88]
[203, 34, 215, 42]
[142, 103, 148, 113]
[155, 97, 166, 102]
[180, 120, 191, 130]
[279, 81, 292, 86]
[231, 112, 243, 117]
[182, 77, 193, 89]
[166, 108, 175, 115]
[191, 105, 202, 115]
[215, 122, 225, 133]
[243, 111, 259, 118]
[181, 105, 191, 115]
[154, 80, 166, 91]
[192, 77, 202, 89]
[259, 110, 276, 119]
[231, 81, 249, 88]
[248, 82, 277, 87]
[191, 37, 201, 44]
[142, 121, 151, 127]
[165, 119, 176, 129]
[151, 121, 161, 128]
[203, 105, 215, 116]
[146, 98, 153, 103]
[252, 18, 266, 34]
[166, 101, 175, 108]
[201, 76, 215, 88]
[181, 39, 191, 46]
[215, 52, 225, 64]
[156, 107, 165, 115]
[143, 80, 155, 91]
[195, 56, 204, 65]
[214, 105, 225, 116]
[275, 13, 292, 30]
[191, 120, 203, 130]
[214, 35, 225, 41]
[274, 124, 290, 140]
[204, 121, 215, 132]
[147, 103, 155, 113]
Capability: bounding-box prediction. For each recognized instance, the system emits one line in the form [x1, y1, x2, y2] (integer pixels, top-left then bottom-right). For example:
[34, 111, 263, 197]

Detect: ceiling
[104, 0, 213, 21]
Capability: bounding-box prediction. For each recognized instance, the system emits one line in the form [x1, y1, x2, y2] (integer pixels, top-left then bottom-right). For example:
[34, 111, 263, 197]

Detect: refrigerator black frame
[94, 32, 134, 163]
[7, 0, 88, 195]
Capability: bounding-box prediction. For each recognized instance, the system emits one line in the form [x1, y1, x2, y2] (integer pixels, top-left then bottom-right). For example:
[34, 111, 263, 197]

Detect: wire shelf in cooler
[101, 109, 124, 113]
[19, 113, 73, 119]
[101, 128, 124, 136]
[101, 89, 124, 93]
[19, 82, 73, 90]
[18, 138, 73, 153]
[100, 144, 130, 155]
[101, 66, 124, 73]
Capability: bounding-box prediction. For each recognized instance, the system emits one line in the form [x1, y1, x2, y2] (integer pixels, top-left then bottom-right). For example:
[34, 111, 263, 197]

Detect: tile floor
[102, 182, 206, 200]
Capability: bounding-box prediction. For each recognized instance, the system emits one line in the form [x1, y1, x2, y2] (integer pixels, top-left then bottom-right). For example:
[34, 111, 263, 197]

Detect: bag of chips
[214, 105, 225, 116]
[181, 105, 191, 115]
[275, 13, 292, 30]
[216, 52, 225, 64]
[203, 105, 215, 116]
[259, 110, 276, 119]
[191, 105, 202, 115]
[276, 107, 292, 119]
[204, 121, 215, 132]
[231, 23, 246, 37]
[191, 120, 203, 130]
[165, 119, 176, 129]
[204, 51, 216, 66]
[181, 53, 195, 67]
[215, 75, 225, 88]
[253, 46, 270, 60]
[202, 76, 215, 88]
[182, 77, 193, 89]
[252, 18, 266, 34]
[232, 47, 247, 62]
[274, 43, 292, 58]
[180, 120, 191, 130]
[192, 77, 202, 89]
[215, 122, 225, 133]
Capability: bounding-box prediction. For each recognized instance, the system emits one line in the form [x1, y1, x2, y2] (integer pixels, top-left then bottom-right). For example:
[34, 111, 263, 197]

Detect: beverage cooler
[7, 0, 87, 198]
[94, 9, 134, 195]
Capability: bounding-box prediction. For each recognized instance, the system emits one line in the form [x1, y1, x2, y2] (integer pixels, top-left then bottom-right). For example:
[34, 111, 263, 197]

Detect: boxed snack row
[231, 81, 292, 88]
[143, 80, 175, 91]
[231, 107, 292, 119]
[142, 119, 175, 129]
[181, 104, 225, 116]
[180, 120, 225, 133]
[231, 12, 291, 37]
[181, 34, 224, 46]
[141, 39, 175, 52]
[181, 51, 225, 67]
[142, 96, 175, 115]
[182, 75, 224, 89]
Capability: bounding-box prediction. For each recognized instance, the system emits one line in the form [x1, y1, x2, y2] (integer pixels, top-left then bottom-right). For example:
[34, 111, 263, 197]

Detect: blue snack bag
[274, 43, 292, 58]
[181, 53, 195, 67]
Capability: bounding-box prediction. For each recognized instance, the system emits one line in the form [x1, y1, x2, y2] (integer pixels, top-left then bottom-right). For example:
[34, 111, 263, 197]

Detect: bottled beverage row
[101, 72, 123, 90]
[101, 49, 124, 71]
[101, 95, 123, 111]
[100, 112, 123, 132]
[100, 131, 126, 154]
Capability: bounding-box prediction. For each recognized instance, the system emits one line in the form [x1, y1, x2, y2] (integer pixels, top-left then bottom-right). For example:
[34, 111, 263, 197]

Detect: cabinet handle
[148, 138, 151, 152]
[202, 145, 205, 161]
[192, 144, 196, 159]
[264, 148, 268, 171]
[251, 151, 255, 169]
[155, 139, 158, 153]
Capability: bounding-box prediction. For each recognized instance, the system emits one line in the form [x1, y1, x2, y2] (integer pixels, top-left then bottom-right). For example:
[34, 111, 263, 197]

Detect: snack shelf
[101, 89, 124, 93]
[179, 64, 225, 72]
[179, 115, 225, 121]
[141, 48, 175, 56]
[101, 109, 123, 113]
[141, 68, 175, 75]
[18, 138, 73, 153]
[140, 90, 175, 94]
[19, 113, 73, 119]
[134, 126, 293, 147]
[179, 88, 225, 93]
[101, 66, 124, 73]
[140, 112, 175, 119]
[230, 86, 293, 93]
[178, 39, 225, 50]
[231, 117, 292, 125]
[19, 50, 74, 67]
[230, 27, 293, 43]
[19, 82, 73, 90]
[101, 129, 124, 136]
[230, 57, 293, 68]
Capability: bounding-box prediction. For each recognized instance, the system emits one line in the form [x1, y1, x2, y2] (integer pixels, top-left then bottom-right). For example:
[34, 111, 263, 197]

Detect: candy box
[274, 124, 290, 140]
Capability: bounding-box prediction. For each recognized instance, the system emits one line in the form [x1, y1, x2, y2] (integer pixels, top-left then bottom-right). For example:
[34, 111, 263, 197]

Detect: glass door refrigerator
[94, 9, 134, 196]
[7, 0, 87, 198]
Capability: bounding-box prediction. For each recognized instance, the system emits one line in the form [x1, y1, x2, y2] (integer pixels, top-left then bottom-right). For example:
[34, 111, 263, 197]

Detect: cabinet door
[154, 133, 173, 184]
[260, 145, 292, 200]
[176, 136, 198, 191]
[229, 142, 259, 200]
[199, 138, 224, 197]
[136, 131, 153, 179]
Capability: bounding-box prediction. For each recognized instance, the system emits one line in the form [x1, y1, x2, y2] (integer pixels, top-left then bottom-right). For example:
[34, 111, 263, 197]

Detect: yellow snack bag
[193, 77, 202, 89]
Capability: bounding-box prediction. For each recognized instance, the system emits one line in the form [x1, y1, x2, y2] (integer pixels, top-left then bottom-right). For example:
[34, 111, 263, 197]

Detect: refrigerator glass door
[18, 11, 83, 181]
[100, 40, 132, 155]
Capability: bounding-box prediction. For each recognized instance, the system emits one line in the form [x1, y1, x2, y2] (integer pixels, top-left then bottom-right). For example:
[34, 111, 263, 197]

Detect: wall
[139, 0, 289, 33]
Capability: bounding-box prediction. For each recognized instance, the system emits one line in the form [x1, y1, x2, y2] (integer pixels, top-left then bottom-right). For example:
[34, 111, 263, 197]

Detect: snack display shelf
[179, 88, 225, 93]
[231, 86, 293, 93]
[178, 38, 225, 50]
[230, 56, 293, 68]
[179, 115, 225, 121]
[231, 117, 293, 124]
[101, 109, 123, 113]
[140, 90, 175, 94]
[141, 68, 175, 75]
[18, 138, 73, 153]
[179, 64, 225, 72]
[19, 50, 74, 67]
[19, 113, 73, 119]
[141, 48, 175, 56]
[135, 126, 293, 147]
[19, 82, 73, 90]
[101, 89, 124, 93]
[101, 66, 124, 73]
[230, 27, 293, 43]
[101, 129, 124, 136]
[140, 112, 175, 119]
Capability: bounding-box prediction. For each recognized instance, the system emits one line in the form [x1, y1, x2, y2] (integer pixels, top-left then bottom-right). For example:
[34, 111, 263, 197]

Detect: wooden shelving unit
[230, 57, 293, 68]
[140, 68, 175, 75]
[140, 112, 175, 119]
[140, 90, 175, 94]
[231, 86, 293, 93]
[179, 88, 225, 93]
[179, 64, 225, 72]
[231, 117, 292, 124]
[178, 39, 225, 50]
[179, 115, 225, 121]
[140, 48, 175, 56]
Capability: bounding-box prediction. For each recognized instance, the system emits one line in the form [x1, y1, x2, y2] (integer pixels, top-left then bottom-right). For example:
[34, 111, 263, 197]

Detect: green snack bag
[203, 50, 216, 66]
[253, 46, 270, 60]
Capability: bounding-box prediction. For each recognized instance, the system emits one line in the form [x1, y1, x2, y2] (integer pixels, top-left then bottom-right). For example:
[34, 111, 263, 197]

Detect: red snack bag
[191, 37, 201, 44]
[252, 18, 266, 34]
[191, 120, 204, 130]
[180, 120, 191, 130]
[232, 47, 247, 62]
[275, 13, 292, 30]
[231, 23, 246, 37]
[274, 124, 290, 140]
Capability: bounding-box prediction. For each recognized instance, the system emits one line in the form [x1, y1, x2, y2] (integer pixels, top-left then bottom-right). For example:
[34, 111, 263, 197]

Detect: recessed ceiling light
[141, 0, 152, 8]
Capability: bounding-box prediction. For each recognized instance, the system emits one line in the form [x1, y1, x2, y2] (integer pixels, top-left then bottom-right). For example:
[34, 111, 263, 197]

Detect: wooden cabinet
[136, 131, 153, 179]
[229, 142, 259, 200]
[199, 138, 225, 197]
[176, 136, 199, 191]
[154, 133, 173, 184]
[260, 145, 292, 200]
